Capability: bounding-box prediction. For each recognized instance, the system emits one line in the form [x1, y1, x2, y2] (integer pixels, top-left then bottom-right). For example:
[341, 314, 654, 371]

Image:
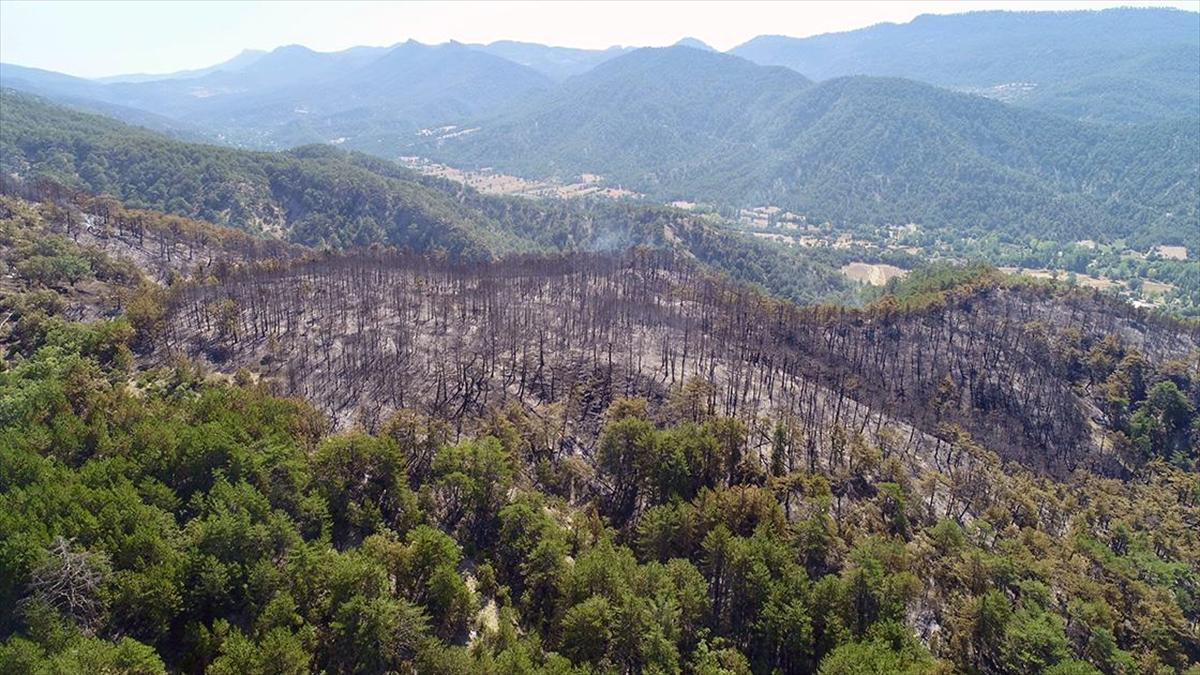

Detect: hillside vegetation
[0, 90, 854, 305]
[3, 11, 1197, 253]
[0, 196, 1197, 673]
[1, 11, 1198, 672]
[420, 47, 1199, 250]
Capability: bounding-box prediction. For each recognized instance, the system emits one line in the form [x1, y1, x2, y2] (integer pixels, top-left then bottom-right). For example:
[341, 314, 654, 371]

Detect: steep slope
[421, 47, 813, 187]
[420, 47, 1198, 248]
[760, 78, 1198, 245]
[0, 89, 505, 255]
[0, 64, 218, 142]
[0, 63, 108, 101]
[191, 44, 387, 90]
[166, 250, 1198, 478]
[290, 41, 554, 152]
[730, 8, 1200, 123]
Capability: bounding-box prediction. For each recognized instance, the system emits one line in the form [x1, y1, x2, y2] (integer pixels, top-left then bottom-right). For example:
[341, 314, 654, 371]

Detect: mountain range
[94, 48, 270, 84]
[0, 7, 1197, 249]
[3, 9, 1194, 130]
[1, 40, 553, 149]
[729, 8, 1200, 123]
[418, 46, 1198, 247]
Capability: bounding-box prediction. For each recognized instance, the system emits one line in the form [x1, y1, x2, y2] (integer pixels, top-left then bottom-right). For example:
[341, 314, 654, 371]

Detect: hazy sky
[2, 0, 1197, 78]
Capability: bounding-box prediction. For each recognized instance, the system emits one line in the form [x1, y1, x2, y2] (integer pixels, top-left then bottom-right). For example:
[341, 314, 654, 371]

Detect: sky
[1, 0, 1197, 78]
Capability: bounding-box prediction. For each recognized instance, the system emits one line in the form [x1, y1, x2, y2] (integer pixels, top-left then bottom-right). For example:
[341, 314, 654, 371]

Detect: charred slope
[0, 190, 310, 370]
[8, 206, 1200, 675]
[164, 251, 1198, 477]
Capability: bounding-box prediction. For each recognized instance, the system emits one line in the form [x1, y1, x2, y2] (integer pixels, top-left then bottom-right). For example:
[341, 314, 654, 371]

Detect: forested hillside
[419, 47, 1199, 249]
[730, 8, 1200, 123]
[1, 9, 1198, 672]
[1, 195, 1198, 673]
[0, 90, 854, 305]
[0, 89, 508, 254]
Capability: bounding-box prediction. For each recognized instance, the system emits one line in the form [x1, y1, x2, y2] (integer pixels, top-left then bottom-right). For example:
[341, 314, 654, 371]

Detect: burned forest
[164, 249, 1198, 479]
[3, 13, 1199, 667]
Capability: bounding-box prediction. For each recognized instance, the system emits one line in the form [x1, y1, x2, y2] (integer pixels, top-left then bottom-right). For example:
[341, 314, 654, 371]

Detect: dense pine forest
[2, 191, 1198, 674]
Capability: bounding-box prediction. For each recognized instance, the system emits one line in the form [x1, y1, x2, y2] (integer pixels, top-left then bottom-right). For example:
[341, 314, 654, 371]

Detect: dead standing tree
[25, 537, 111, 635]
[162, 249, 1198, 478]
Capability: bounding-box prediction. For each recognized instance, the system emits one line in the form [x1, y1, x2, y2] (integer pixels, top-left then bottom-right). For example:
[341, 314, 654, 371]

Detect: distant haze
[1, 0, 1196, 79]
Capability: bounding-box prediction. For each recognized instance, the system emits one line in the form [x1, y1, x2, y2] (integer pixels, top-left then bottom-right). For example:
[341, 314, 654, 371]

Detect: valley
[1, 5, 1198, 674]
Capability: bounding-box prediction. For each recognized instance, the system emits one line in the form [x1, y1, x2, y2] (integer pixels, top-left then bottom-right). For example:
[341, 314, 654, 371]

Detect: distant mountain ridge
[673, 37, 716, 51]
[729, 8, 1200, 123]
[466, 40, 633, 80]
[95, 49, 269, 83]
[5, 7, 1197, 126]
[2, 41, 553, 149]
